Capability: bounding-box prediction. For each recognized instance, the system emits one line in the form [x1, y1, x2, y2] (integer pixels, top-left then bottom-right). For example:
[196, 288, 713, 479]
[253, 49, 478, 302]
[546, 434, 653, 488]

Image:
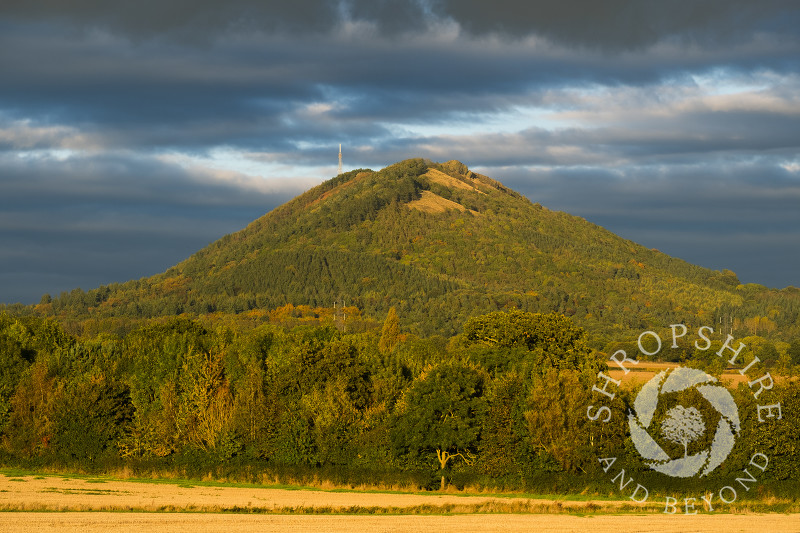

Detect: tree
[0, 332, 32, 432]
[176, 348, 234, 453]
[661, 406, 705, 458]
[51, 378, 133, 464]
[525, 368, 595, 472]
[476, 372, 531, 477]
[392, 360, 487, 490]
[120, 318, 213, 458]
[6, 362, 60, 457]
[379, 307, 401, 354]
[461, 310, 598, 375]
[787, 339, 800, 366]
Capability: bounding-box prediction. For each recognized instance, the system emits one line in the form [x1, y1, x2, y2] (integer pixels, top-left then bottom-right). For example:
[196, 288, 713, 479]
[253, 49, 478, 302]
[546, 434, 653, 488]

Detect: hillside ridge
[30, 158, 800, 339]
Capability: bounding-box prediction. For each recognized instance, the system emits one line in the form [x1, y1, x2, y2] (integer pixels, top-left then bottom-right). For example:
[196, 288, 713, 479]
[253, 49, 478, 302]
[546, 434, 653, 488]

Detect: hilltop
[34, 158, 800, 340]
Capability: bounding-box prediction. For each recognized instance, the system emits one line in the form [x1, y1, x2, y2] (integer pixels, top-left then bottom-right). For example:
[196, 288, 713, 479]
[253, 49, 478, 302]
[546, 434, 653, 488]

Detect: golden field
[1, 473, 798, 533]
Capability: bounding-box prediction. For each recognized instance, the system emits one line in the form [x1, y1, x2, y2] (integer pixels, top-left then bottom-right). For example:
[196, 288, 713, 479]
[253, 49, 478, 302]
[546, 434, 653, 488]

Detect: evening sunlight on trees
[0, 305, 798, 493]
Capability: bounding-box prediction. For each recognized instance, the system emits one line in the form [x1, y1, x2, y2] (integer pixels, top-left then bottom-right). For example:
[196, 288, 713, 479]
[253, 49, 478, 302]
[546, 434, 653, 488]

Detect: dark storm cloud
[2, 1, 797, 151]
[0, 152, 303, 208]
[479, 161, 800, 289]
[0, 153, 304, 304]
[0, 1, 338, 40]
[436, 0, 800, 50]
[3, 1, 797, 49]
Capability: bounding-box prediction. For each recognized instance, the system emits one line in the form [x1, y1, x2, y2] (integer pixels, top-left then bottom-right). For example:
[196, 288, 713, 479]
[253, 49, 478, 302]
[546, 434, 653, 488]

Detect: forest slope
[36, 158, 800, 339]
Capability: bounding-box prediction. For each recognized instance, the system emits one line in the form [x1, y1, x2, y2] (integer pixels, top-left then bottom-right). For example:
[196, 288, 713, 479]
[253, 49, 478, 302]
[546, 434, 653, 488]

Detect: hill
[32, 158, 800, 340]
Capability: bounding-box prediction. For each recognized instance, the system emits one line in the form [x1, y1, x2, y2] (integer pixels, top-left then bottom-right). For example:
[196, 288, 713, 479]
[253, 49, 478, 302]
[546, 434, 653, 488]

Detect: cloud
[0, 1, 339, 41]
[3, 5, 797, 131]
[0, 1, 799, 303]
[0, 120, 100, 151]
[4, 1, 798, 51]
[0, 3, 796, 176]
[336, 71, 800, 167]
[435, 0, 800, 50]
[0, 152, 307, 304]
[475, 161, 800, 289]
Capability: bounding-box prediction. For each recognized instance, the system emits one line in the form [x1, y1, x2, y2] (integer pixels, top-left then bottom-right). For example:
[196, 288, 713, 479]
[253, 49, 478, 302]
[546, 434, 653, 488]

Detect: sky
[1, 1, 799, 305]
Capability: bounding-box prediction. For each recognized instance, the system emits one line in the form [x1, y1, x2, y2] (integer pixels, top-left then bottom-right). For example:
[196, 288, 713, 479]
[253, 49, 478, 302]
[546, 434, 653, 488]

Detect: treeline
[1, 309, 798, 494]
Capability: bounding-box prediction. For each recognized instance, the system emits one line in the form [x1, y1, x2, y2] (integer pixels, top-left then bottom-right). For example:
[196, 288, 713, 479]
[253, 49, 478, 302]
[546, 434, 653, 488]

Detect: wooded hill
[2, 159, 799, 492]
[30, 158, 800, 342]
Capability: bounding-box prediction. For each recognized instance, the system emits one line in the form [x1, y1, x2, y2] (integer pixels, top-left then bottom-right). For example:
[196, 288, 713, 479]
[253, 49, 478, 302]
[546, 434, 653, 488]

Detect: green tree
[787, 339, 800, 366]
[379, 307, 401, 354]
[756, 340, 780, 366]
[6, 362, 60, 457]
[392, 360, 487, 490]
[302, 374, 362, 465]
[476, 371, 532, 478]
[525, 369, 595, 473]
[462, 310, 598, 375]
[120, 318, 212, 458]
[50, 377, 133, 464]
[176, 348, 234, 454]
[227, 325, 277, 457]
[732, 380, 800, 481]
[0, 331, 32, 432]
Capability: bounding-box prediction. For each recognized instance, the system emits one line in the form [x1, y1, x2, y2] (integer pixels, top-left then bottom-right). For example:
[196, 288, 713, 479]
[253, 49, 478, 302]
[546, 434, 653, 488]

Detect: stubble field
[1, 472, 798, 532]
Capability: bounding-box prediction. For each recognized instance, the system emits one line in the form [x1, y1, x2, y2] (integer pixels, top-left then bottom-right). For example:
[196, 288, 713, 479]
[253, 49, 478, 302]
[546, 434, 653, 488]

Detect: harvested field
[0, 473, 619, 513]
[1, 473, 798, 532]
[605, 361, 754, 386]
[3, 512, 800, 533]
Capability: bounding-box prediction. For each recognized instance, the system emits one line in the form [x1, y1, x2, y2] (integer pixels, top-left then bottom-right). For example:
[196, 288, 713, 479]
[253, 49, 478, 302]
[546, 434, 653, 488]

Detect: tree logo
[588, 326, 782, 512]
[628, 366, 740, 478]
